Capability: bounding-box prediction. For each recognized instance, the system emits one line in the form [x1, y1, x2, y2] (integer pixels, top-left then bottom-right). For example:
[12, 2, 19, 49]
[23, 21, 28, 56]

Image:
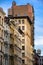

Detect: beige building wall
[18, 18, 34, 65]
[0, 7, 5, 65]
[8, 17, 34, 65]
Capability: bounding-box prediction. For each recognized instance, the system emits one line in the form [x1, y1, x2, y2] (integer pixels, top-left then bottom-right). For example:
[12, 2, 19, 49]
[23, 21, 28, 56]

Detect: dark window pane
[22, 20, 24, 24]
[19, 20, 21, 24]
[22, 60, 25, 64]
[22, 26, 24, 30]
[22, 39, 25, 43]
[22, 46, 25, 50]
[22, 53, 25, 57]
[19, 26, 21, 29]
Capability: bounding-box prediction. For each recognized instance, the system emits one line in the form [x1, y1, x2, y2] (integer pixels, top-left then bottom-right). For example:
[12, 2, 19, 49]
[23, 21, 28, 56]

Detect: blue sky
[0, 0, 43, 55]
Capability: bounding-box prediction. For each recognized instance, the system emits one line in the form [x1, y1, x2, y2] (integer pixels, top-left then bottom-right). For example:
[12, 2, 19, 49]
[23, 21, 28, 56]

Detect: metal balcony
[9, 43, 14, 48]
[10, 20, 15, 26]
[14, 35, 21, 44]
[4, 29, 9, 35]
[9, 51, 14, 57]
[4, 41, 9, 45]
[4, 53, 9, 59]
[14, 44, 21, 52]
[18, 28, 24, 35]
[9, 46, 14, 56]
[4, 52, 12, 58]
[14, 54, 22, 62]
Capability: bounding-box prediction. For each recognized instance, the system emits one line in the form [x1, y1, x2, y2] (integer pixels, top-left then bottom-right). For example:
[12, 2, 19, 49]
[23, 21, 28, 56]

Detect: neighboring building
[34, 49, 41, 65]
[38, 56, 43, 65]
[8, 1, 34, 65]
[4, 16, 24, 65]
[0, 7, 5, 65]
[34, 49, 40, 65]
[4, 17, 10, 65]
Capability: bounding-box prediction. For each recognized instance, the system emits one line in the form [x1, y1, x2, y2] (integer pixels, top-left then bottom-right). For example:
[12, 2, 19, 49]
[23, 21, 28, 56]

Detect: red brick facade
[8, 1, 34, 22]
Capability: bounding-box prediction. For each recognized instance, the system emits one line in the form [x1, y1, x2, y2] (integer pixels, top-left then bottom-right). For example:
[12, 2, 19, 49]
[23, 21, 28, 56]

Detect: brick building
[8, 1, 34, 65]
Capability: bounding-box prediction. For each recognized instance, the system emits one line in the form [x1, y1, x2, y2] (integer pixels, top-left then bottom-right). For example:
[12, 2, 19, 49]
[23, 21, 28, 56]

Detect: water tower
[37, 49, 41, 56]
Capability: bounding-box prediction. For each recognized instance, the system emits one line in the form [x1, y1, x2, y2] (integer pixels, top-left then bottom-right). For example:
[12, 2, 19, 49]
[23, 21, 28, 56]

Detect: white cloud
[35, 36, 43, 45]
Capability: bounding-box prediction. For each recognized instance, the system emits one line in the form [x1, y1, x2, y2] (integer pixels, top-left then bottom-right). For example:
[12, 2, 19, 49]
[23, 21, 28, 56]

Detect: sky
[0, 0, 43, 55]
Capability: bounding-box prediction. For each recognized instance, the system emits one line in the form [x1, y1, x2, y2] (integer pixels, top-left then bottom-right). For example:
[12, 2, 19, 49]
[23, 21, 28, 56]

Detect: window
[22, 26, 25, 30]
[19, 20, 21, 24]
[22, 34, 25, 37]
[40, 59, 41, 61]
[22, 20, 24, 24]
[19, 26, 21, 29]
[22, 60, 25, 64]
[22, 53, 25, 57]
[22, 39, 25, 43]
[42, 59, 43, 61]
[22, 46, 25, 50]
[40, 63, 41, 65]
[2, 18, 3, 26]
[14, 20, 18, 25]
